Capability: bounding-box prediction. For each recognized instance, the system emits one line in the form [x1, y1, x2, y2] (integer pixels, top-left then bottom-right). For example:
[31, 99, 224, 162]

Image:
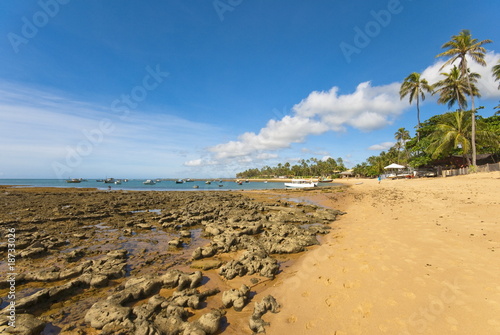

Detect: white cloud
[368, 142, 395, 151]
[293, 82, 407, 132]
[208, 115, 329, 159]
[183, 159, 203, 167]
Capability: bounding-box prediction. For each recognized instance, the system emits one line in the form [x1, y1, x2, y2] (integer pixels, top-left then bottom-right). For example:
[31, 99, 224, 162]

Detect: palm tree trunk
[465, 72, 477, 167]
[416, 97, 421, 142]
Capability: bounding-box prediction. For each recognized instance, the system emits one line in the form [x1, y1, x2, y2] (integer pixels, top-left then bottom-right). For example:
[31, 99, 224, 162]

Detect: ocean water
[0, 179, 302, 191]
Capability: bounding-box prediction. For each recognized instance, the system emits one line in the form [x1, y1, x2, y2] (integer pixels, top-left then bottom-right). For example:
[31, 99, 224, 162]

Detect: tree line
[236, 157, 347, 179]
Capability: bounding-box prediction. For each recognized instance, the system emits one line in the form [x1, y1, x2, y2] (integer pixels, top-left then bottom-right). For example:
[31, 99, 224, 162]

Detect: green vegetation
[351, 111, 500, 178]
[236, 157, 346, 179]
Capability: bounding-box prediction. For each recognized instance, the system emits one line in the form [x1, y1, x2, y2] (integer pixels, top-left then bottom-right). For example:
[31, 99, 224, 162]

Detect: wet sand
[263, 172, 500, 334]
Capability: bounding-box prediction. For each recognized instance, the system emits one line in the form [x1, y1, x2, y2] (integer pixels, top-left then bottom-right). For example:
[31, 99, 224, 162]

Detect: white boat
[284, 179, 318, 188]
[114, 180, 121, 185]
[143, 179, 156, 185]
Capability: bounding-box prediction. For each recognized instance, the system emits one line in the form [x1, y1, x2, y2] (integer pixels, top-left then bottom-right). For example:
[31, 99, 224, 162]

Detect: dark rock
[0, 314, 45, 335]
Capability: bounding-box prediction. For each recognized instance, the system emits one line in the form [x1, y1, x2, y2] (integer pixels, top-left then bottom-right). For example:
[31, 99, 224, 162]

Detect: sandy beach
[0, 172, 499, 334]
[263, 172, 500, 334]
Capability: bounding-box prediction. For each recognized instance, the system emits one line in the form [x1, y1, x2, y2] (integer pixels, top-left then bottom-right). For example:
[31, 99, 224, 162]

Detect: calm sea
[0, 179, 296, 191]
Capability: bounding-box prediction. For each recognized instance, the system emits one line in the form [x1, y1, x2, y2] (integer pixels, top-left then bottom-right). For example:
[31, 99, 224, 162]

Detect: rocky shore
[0, 187, 344, 334]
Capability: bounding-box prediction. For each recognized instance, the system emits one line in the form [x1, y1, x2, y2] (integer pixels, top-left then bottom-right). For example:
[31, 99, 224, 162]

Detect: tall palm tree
[399, 72, 433, 140]
[436, 29, 492, 166]
[394, 127, 410, 163]
[433, 66, 480, 110]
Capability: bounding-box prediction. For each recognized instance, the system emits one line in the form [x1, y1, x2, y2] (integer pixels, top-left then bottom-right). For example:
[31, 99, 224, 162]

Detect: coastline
[261, 172, 500, 334]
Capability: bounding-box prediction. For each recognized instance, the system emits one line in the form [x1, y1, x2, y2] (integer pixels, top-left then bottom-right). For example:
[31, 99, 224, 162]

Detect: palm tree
[433, 66, 480, 110]
[394, 127, 410, 163]
[399, 72, 433, 140]
[436, 29, 492, 166]
[428, 111, 499, 165]
[493, 59, 500, 89]
[428, 111, 472, 164]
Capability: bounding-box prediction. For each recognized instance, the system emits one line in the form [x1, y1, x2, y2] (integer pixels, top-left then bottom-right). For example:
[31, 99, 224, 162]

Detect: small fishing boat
[104, 178, 115, 184]
[65, 179, 81, 183]
[175, 179, 185, 184]
[143, 179, 156, 185]
[284, 179, 318, 188]
[114, 180, 121, 185]
[205, 181, 211, 185]
[193, 185, 199, 189]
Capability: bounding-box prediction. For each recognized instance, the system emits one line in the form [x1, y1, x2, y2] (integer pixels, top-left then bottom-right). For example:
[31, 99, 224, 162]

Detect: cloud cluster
[204, 81, 407, 164]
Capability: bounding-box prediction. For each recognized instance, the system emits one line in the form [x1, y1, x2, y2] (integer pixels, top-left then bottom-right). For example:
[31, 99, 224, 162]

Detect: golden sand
[262, 172, 500, 335]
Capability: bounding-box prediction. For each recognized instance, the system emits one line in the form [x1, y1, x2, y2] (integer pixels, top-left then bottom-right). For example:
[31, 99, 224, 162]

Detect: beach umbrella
[384, 163, 405, 169]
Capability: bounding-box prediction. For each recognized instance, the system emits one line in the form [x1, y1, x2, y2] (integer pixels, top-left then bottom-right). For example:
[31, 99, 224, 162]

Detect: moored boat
[65, 179, 81, 183]
[175, 179, 185, 184]
[284, 179, 318, 188]
[143, 179, 156, 185]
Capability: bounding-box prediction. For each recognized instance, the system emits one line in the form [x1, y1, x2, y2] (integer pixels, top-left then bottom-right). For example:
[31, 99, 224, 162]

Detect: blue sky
[1, 0, 499, 179]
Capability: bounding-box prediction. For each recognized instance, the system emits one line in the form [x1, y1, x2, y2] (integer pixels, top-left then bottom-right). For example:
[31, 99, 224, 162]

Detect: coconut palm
[436, 29, 492, 166]
[433, 66, 480, 111]
[428, 111, 472, 164]
[428, 111, 499, 164]
[394, 127, 410, 163]
[399, 72, 433, 140]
